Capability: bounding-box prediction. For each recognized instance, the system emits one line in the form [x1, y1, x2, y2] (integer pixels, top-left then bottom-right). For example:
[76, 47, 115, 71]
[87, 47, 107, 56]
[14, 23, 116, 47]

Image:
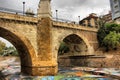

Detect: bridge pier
[36, 17, 58, 76]
[0, 0, 98, 76]
[35, 0, 58, 76]
[21, 61, 57, 76]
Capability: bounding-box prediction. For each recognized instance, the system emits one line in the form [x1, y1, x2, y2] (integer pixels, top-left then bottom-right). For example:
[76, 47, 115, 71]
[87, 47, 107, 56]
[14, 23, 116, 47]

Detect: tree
[103, 31, 120, 50]
[97, 17, 108, 47]
[58, 42, 69, 55]
[97, 26, 107, 46]
[97, 23, 120, 51]
[4, 46, 19, 56]
[98, 16, 107, 28]
[0, 40, 6, 55]
[105, 23, 120, 33]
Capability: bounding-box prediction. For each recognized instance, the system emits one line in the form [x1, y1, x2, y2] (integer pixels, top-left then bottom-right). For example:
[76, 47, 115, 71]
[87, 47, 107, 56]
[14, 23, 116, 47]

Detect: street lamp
[56, 10, 58, 21]
[78, 16, 80, 24]
[78, 16, 80, 21]
[23, 2, 25, 15]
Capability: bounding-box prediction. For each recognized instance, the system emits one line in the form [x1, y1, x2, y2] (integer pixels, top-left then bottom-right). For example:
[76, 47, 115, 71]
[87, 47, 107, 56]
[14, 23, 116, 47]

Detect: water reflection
[0, 57, 120, 80]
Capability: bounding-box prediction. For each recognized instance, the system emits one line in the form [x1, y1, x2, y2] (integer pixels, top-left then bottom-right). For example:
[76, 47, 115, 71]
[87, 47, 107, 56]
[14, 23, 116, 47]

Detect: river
[0, 56, 120, 80]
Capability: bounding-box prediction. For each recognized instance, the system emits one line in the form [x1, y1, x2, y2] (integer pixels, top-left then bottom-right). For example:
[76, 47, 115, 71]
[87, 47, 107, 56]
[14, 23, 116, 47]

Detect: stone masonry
[0, 0, 98, 76]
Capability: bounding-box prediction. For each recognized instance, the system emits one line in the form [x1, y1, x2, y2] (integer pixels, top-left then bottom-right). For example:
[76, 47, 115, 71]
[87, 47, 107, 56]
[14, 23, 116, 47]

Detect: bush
[97, 23, 120, 51]
[103, 31, 120, 50]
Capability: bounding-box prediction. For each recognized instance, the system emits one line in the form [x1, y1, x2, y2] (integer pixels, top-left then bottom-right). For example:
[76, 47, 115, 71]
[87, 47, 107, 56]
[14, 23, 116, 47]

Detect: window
[88, 23, 92, 27]
[114, 5, 118, 9]
[87, 20, 92, 27]
[83, 24, 86, 26]
[115, 11, 119, 14]
[114, 0, 118, 4]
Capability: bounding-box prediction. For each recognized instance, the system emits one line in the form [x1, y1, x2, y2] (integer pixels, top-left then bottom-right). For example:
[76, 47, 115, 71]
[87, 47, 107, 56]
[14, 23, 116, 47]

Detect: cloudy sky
[0, 0, 111, 46]
[0, 0, 111, 21]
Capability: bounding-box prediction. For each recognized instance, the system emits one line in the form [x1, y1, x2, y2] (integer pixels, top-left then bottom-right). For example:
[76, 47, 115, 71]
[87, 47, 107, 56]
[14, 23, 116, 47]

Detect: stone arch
[57, 33, 94, 67]
[57, 33, 94, 56]
[0, 27, 36, 74]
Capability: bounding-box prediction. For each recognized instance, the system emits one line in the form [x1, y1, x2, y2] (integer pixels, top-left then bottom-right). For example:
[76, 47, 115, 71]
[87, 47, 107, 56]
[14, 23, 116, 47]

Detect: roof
[80, 13, 99, 22]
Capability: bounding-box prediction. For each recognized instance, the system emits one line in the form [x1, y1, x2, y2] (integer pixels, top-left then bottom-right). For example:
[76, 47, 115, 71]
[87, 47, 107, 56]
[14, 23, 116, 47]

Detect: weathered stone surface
[52, 23, 98, 61]
[58, 52, 120, 69]
[0, 11, 99, 75]
[37, 18, 52, 60]
[21, 63, 58, 76]
[0, 0, 99, 75]
[38, 0, 52, 18]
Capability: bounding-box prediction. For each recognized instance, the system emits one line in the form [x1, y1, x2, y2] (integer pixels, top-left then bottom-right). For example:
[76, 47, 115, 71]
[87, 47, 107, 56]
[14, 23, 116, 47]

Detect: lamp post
[78, 16, 80, 24]
[56, 10, 58, 21]
[23, 2, 25, 15]
[78, 16, 80, 21]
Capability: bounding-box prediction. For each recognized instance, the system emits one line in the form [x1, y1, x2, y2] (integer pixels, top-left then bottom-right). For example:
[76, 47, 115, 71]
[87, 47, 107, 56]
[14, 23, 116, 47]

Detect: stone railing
[53, 21, 98, 32]
[0, 12, 38, 23]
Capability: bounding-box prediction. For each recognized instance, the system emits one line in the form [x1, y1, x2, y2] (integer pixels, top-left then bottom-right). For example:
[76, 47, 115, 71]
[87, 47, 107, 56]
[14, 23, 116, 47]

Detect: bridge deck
[53, 21, 98, 32]
[0, 11, 98, 32]
[0, 12, 38, 23]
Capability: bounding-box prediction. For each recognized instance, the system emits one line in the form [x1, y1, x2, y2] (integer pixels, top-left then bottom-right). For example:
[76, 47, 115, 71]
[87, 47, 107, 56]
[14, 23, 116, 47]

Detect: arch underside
[52, 27, 96, 68]
[0, 27, 36, 74]
[60, 34, 88, 56]
[52, 28, 94, 61]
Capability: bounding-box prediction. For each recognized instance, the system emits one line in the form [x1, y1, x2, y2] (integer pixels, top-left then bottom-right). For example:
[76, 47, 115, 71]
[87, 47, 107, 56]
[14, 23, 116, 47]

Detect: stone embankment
[59, 49, 120, 69]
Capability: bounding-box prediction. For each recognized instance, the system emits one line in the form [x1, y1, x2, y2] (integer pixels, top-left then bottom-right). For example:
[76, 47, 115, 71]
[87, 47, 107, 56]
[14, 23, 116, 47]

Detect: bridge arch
[58, 34, 91, 55]
[56, 33, 94, 67]
[0, 27, 36, 74]
[57, 33, 94, 55]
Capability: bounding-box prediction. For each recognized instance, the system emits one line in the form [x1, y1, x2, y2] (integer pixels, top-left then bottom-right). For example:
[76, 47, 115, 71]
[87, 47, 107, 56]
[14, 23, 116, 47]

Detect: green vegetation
[97, 26, 108, 46]
[97, 23, 120, 51]
[58, 42, 69, 55]
[103, 31, 120, 50]
[0, 40, 6, 55]
[4, 46, 19, 56]
[0, 40, 18, 56]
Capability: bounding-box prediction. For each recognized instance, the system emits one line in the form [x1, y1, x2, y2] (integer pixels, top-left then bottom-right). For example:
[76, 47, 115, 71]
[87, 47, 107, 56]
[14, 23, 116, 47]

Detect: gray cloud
[52, 0, 110, 21]
[52, 0, 110, 9]
[0, 0, 111, 46]
[0, 0, 39, 13]
[0, 0, 110, 21]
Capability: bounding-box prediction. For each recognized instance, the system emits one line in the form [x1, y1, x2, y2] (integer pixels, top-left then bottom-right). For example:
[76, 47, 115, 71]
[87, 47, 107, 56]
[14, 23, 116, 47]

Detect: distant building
[79, 13, 99, 28]
[102, 11, 112, 23]
[110, 0, 120, 23]
[25, 8, 35, 17]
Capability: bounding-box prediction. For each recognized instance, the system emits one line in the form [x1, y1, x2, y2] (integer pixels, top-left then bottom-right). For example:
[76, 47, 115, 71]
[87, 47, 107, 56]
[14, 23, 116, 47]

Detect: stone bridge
[0, 0, 98, 76]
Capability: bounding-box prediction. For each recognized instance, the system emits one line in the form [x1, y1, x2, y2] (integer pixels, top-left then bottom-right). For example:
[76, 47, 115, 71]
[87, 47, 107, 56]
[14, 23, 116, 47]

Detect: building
[79, 13, 99, 28]
[25, 8, 35, 17]
[102, 11, 112, 23]
[110, 0, 120, 23]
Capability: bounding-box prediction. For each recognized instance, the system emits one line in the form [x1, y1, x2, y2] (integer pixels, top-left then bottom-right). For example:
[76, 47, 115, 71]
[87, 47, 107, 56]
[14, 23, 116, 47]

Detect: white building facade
[110, 0, 120, 23]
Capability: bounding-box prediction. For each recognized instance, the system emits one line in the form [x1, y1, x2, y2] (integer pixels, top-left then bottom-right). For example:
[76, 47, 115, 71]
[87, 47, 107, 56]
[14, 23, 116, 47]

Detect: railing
[0, 7, 23, 14]
[0, 7, 37, 17]
[0, 7, 79, 24]
[52, 17, 78, 24]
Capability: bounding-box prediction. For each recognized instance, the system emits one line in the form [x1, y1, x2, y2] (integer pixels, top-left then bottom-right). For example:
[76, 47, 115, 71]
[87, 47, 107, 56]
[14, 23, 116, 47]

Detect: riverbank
[0, 56, 120, 80]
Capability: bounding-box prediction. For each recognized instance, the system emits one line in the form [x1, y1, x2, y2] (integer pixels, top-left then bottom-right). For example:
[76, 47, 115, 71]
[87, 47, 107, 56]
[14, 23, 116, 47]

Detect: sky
[0, 0, 111, 46]
[0, 0, 111, 21]
[0, 37, 13, 47]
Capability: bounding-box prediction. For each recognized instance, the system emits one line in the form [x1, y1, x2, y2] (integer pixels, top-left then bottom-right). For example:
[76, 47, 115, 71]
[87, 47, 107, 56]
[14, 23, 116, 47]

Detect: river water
[0, 57, 120, 80]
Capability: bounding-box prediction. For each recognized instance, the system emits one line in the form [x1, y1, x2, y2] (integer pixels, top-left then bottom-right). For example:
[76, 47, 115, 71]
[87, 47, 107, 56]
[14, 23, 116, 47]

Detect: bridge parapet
[53, 21, 98, 32]
[0, 12, 38, 23]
